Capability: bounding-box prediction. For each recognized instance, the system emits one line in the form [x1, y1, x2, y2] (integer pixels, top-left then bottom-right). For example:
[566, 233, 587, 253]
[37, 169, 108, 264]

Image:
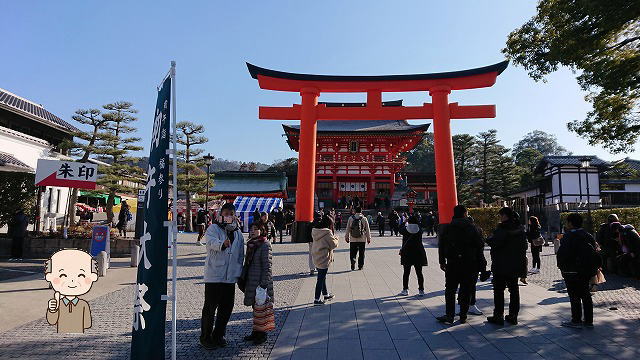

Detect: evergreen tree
[514, 147, 544, 188]
[512, 130, 569, 157]
[493, 147, 521, 199]
[94, 102, 143, 223]
[453, 134, 477, 186]
[176, 121, 209, 232]
[403, 133, 435, 172]
[475, 130, 502, 204]
[504, 0, 640, 153]
[453, 134, 478, 205]
[61, 108, 111, 225]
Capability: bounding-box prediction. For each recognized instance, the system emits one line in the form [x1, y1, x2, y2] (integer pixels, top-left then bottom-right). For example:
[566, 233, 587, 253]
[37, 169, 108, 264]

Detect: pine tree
[453, 134, 478, 205]
[176, 121, 209, 232]
[94, 102, 144, 223]
[61, 108, 112, 225]
[475, 130, 503, 204]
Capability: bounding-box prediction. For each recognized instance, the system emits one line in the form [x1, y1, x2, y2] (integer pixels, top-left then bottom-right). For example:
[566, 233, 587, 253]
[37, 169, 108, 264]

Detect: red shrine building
[282, 100, 429, 209]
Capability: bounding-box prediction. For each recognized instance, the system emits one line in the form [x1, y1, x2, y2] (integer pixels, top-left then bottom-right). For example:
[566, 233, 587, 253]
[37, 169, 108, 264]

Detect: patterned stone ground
[519, 245, 640, 320]
[0, 232, 310, 360]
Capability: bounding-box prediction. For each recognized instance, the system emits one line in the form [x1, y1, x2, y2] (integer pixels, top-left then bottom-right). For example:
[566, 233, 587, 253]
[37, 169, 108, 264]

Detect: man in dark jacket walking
[557, 213, 598, 328]
[436, 205, 486, 324]
[9, 209, 29, 260]
[376, 212, 385, 236]
[388, 210, 400, 236]
[486, 207, 527, 326]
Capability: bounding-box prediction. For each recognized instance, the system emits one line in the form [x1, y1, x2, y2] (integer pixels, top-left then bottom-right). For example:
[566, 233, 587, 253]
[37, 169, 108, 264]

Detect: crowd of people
[193, 201, 624, 350]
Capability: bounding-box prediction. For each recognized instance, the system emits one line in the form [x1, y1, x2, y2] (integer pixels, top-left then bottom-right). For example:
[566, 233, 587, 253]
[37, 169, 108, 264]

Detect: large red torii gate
[248, 61, 508, 242]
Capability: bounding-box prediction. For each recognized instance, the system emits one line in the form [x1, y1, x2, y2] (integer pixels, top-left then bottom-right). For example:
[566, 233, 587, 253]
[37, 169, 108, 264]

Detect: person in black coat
[557, 213, 597, 328]
[9, 209, 29, 260]
[388, 210, 400, 236]
[596, 214, 621, 273]
[436, 205, 486, 324]
[527, 216, 543, 274]
[376, 212, 386, 236]
[486, 207, 527, 326]
[398, 215, 428, 296]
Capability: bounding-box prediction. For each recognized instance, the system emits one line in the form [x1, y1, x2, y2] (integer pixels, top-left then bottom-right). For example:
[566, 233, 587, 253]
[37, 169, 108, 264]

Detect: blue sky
[1, 1, 636, 164]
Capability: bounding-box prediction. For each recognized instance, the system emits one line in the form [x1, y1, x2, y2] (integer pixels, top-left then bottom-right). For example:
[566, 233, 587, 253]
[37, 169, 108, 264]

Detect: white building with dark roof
[0, 87, 76, 231]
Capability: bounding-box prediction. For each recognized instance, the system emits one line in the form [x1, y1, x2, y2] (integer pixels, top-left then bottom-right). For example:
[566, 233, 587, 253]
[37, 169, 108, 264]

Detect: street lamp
[579, 156, 593, 232]
[203, 153, 214, 216]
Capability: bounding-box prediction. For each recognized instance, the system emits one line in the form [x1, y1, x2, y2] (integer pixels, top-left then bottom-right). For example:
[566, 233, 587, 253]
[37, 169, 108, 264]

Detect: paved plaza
[1, 231, 640, 359]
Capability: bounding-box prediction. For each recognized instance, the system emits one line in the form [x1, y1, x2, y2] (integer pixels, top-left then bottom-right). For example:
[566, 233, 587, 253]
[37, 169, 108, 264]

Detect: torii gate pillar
[295, 88, 320, 239]
[430, 86, 457, 221]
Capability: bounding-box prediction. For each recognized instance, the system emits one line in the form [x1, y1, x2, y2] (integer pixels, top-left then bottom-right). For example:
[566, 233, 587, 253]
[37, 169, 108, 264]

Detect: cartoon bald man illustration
[44, 249, 98, 333]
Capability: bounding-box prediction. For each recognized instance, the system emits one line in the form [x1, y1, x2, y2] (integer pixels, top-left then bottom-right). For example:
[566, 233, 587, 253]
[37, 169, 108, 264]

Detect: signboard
[90, 225, 110, 257]
[134, 190, 145, 239]
[35, 159, 98, 189]
[130, 73, 171, 360]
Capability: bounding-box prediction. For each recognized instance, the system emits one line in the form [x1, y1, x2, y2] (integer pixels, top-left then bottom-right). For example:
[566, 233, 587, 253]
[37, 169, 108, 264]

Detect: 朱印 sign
[35, 159, 98, 190]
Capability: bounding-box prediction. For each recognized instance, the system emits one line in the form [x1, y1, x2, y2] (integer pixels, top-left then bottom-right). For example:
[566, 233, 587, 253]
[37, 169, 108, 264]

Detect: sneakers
[196, 241, 204, 246]
[528, 268, 540, 274]
[459, 315, 467, 324]
[314, 299, 325, 306]
[351, 264, 355, 271]
[243, 332, 257, 342]
[399, 289, 409, 296]
[520, 277, 528, 285]
[310, 269, 315, 276]
[561, 321, 582, 329]
[199, 337, 217, 350]
[418, 290, 425, 297]
[505, 315, 518, 325]
[468, 305, 483, 316]
[253, 332, 267, 345]
[487, 316, 505, 326]
[213, 337, 228, 348]
[324, 293, 335, 301]
[436, 315, 454, 325]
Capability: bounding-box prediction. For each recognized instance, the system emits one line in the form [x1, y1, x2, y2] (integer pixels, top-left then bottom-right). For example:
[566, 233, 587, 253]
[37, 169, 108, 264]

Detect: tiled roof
[0, 88, 78, 133]
[284, 120, 429, 133]
[535, 155, 609, 173]
[0, 152, 33, 172]
[210, 171, 288, 194]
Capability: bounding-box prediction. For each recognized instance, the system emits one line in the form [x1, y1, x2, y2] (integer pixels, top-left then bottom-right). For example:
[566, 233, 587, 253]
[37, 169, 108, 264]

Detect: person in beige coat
[311, 215, 339, 305]
[345, 206, 372, 270]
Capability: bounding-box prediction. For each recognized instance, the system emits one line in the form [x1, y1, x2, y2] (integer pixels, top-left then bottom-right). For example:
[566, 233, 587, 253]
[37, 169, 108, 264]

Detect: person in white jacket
[345, 206, 372, 270]
[200, 203, 245, 350]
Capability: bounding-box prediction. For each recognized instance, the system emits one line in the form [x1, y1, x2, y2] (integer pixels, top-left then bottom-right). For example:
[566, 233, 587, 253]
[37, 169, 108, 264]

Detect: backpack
[350, 215, 365, 238]
[575, 237, 601, 277]
[126, 210, 133, 222]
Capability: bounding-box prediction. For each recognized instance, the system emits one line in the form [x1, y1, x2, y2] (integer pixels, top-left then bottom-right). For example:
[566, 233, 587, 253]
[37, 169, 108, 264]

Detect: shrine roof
[247, 61, 508, 82]
[210, 171, 288, 195]
[283, 120, 429, 134]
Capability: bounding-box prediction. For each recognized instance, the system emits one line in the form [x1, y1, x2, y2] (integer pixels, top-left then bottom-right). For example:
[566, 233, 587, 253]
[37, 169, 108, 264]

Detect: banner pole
[170, 60, 178, 360]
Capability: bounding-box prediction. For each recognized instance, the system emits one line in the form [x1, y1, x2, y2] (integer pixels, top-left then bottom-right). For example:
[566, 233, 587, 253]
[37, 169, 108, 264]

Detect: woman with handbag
[527, 216, 543, 274]
[240, 221, 274, 345]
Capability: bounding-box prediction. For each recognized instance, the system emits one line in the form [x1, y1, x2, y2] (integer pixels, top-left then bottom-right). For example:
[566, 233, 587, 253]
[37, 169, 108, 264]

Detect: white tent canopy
[233, 196, 283, 232]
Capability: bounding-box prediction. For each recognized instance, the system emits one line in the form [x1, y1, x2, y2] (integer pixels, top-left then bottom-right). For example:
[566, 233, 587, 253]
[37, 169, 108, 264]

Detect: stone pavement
[2, 231, 640, 359]
[269, 234, 640, 360]
[0, 232, 310, 359]
[523, 245, 640, 320]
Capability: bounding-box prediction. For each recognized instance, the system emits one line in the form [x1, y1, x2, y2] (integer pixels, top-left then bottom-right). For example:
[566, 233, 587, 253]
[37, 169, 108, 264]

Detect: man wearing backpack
[557, 213, 599, 328]
[345, 207, 371, 271]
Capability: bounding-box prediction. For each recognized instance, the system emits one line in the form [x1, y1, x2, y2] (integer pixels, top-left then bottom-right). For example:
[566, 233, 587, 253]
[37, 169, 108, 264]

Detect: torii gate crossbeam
[248, 61, 508, 242]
